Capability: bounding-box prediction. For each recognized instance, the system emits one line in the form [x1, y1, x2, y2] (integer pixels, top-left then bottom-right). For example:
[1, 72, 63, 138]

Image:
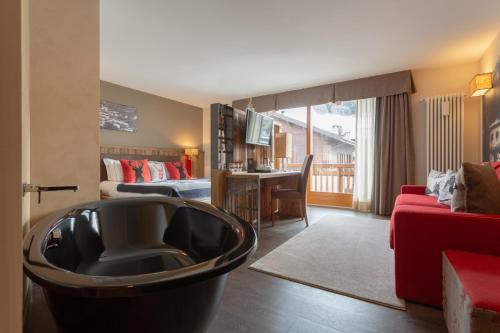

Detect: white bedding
[100, 179, 211, 203]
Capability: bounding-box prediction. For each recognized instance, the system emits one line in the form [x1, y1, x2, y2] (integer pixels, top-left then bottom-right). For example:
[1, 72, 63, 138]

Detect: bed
[99, 145, 210, 203]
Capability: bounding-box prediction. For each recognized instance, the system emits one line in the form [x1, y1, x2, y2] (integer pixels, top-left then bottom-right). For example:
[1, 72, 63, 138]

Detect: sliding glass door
[308, 102, 355, 207]
[267, 102, 356, 207]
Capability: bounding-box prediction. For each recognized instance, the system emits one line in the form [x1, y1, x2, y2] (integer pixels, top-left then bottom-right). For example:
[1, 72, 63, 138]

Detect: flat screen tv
[245, 109, 273, 146]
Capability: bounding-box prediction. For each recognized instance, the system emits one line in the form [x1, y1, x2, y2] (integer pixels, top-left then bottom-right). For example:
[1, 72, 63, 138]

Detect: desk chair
[271, 155, 313, 227]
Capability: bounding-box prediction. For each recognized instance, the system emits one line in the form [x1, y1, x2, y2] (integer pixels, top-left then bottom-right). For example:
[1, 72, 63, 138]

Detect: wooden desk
[222, 171, 301, 235]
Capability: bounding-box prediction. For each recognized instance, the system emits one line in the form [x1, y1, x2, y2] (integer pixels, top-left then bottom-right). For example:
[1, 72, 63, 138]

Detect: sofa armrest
[400, 185, 426, 195]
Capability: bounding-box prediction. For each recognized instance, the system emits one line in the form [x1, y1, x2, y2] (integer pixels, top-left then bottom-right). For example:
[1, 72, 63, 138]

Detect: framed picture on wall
[99, 100, 138, 132]
[483, 57, 500, 162]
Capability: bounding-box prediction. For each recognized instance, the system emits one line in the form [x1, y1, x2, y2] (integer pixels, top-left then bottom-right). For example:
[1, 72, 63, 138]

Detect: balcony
[287, 163, 355, 194]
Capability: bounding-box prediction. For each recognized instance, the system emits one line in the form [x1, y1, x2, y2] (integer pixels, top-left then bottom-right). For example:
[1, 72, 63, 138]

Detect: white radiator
[426, 94, 464, 173]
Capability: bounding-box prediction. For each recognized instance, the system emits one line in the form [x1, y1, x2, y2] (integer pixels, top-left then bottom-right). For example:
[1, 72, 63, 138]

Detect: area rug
[249, 215, 406, 310]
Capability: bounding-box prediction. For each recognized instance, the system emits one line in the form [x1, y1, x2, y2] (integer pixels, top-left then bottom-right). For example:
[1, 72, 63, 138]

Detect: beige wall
[479, 32, 500, 158]
[30, 0, 100, 222]
[100, 81, 203, 150]
[480, 32, 500, 74]
[410, 62, 481, 184]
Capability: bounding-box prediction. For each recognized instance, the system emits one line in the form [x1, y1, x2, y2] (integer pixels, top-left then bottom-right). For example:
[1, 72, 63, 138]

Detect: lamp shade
[275, 133, 292, 159]
[470, 73, 492, 97]
[184, 148, 199, 156]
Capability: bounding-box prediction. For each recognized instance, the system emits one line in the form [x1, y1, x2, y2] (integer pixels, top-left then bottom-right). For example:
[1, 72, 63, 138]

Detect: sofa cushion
[451, 167, 466, 212]
[438, 170, 457, 205]
[462, 163, 500, 214]
[389, 201, 447, 249]
[394, 194, 449, 209]
[425, 170, 446, 197]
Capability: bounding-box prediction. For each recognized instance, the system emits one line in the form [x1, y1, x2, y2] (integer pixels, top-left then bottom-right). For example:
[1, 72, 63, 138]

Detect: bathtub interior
[42, 201, 240, 277]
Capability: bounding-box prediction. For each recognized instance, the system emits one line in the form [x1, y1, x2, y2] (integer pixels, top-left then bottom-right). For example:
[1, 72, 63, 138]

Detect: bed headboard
[100, 145, 183, 182]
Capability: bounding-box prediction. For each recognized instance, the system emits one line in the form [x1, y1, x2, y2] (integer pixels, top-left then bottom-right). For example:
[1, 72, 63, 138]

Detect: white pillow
[425, 170, 445, 197]
[103, 158, 124, 182]
[438, 170, 457, 205]
[148, 161, 169, 182]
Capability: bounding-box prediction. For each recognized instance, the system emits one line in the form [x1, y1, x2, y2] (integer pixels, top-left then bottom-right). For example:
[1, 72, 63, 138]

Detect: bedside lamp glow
[183, 148, 199, 177]
[184, 148, 199, 157]
[470, 73, 492, 97]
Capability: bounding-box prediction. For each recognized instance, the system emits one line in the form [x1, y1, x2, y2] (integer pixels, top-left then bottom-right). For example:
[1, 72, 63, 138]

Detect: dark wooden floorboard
[24, 206, 447, 333]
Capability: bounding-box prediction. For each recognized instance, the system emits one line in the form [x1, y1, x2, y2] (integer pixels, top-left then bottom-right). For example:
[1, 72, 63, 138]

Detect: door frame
[0, 0, 28, 331]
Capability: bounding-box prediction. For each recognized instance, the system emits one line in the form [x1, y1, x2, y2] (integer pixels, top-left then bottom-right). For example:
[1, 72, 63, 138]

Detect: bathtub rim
[23, 197, 257, 298]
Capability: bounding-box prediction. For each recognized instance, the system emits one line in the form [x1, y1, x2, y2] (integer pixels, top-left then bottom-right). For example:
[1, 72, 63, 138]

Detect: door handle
[23, 184, 79, 204]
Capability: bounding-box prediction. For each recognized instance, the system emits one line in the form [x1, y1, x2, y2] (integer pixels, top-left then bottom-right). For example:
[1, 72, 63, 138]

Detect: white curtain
[352, 98, 376, 212]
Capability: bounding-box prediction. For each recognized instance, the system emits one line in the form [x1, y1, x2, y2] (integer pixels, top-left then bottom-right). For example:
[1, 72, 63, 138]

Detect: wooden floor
[25, 206, 447, 333]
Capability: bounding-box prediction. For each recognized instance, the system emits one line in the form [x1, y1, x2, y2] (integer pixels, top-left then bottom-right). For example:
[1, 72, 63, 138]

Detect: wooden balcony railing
[287, 163, 355, 194]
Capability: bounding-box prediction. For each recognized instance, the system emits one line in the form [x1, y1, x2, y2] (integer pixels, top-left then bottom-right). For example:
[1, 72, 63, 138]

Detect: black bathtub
[23, 198, 257, 333]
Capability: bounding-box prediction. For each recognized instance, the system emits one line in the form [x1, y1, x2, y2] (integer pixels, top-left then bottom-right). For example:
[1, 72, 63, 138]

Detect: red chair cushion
[444, 250, 500, 313]
[119, 159, 151, 183]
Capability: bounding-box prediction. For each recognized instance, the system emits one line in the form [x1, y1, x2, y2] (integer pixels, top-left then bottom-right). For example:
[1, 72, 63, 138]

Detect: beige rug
[249, 215, 406, 310]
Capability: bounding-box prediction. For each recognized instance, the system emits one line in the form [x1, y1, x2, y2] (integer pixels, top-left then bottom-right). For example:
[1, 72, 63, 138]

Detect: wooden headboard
[100, 145, 183, 182]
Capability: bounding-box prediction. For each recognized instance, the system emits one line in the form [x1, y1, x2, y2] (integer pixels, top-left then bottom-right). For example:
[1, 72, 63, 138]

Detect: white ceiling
[101, 0, 500, 108]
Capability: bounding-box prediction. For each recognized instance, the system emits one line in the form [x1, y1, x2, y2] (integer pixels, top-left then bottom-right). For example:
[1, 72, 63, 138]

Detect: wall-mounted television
[245, 109, 273, 146]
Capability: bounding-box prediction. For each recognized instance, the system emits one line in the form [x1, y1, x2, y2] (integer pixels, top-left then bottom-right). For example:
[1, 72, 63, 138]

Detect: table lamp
[184, 148, 199, 159]
[184, 148, 199, 177]
[274, 133, 292, 170]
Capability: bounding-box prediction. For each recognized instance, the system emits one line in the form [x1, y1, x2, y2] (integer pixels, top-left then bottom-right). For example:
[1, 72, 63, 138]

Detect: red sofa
[390, 162, 500, 307]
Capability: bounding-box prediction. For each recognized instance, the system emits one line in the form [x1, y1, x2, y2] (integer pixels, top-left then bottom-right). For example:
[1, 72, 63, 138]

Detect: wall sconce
[184, 148, 199, 160]
[470, 72, 492, 97]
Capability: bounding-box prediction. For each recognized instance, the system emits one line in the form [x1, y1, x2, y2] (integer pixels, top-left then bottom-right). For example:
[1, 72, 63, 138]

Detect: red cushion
[120, 159, 152, 183]
[490, 162, 500, 181]
[165, 162, 180, 180]
[444, 250, 500, 313]
[165, 162, 191, 180]
[394, 194, 448, 209]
